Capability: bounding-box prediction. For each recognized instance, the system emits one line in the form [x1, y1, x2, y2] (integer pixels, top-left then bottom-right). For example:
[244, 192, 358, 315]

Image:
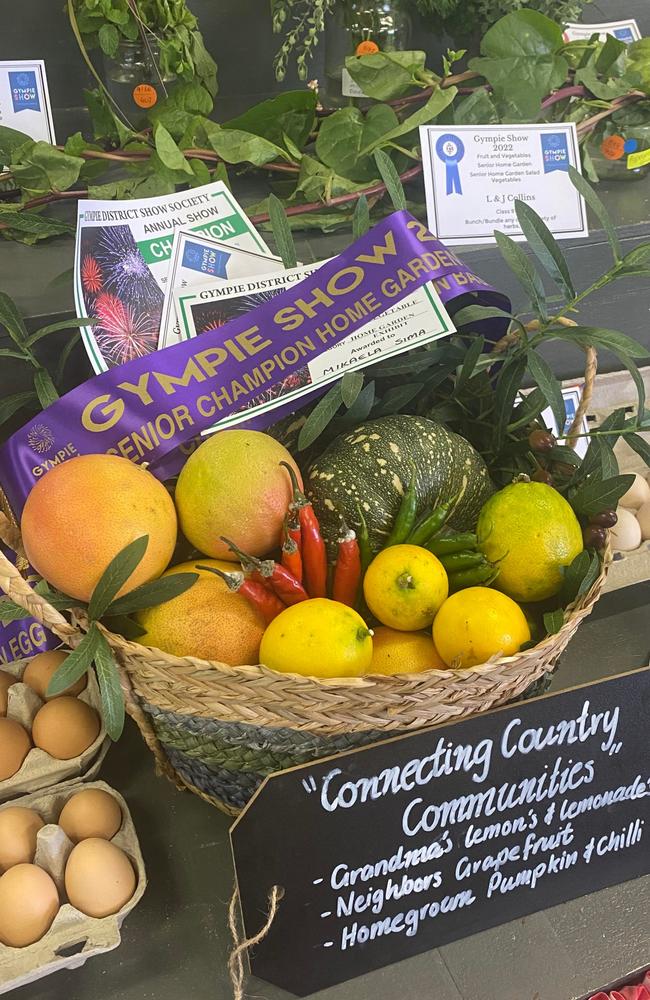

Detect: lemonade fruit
[21, 455, 177, 602]
[259, 599, 373, 677]
[136, 560, 265, 665]
[363, 544, 448, 631]
[368, 627, 446, 675]
[174, 430, 302, 560]
[477, 481, 583, 602]
[433, 587, 531, 669]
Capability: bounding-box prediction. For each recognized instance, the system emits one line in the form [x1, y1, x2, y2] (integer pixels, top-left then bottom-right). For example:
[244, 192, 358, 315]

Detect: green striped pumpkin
[306, 415, 494, 555]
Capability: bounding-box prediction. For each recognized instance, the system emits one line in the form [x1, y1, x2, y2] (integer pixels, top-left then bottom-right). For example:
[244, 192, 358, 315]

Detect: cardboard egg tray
[0, 657, 110, 802]
[0, 780, 146, 993]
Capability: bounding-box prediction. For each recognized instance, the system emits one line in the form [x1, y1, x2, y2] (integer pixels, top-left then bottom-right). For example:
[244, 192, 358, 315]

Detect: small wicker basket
[0, 529, 609, 817]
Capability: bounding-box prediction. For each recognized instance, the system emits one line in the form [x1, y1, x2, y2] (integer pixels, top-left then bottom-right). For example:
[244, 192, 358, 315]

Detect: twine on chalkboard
[228, 884, 284, 1000]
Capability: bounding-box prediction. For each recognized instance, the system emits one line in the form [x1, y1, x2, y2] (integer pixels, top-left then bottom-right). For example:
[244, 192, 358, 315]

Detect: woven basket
[0, 523, 610, 817]
[0, 332, 608, 817]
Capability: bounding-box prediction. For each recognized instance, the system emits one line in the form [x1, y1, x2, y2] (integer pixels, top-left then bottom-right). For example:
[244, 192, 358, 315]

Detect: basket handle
[0, 512, 80, 644]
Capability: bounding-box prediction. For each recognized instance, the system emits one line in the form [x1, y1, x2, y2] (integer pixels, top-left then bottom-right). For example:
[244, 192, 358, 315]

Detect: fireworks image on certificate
[79, 225, 163, 368]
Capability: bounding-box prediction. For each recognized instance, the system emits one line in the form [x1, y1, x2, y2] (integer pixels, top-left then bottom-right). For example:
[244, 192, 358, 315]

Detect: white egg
[636, 501, 650, 541]
[619, 473, 650, 510]
[610, 507, 642, 551]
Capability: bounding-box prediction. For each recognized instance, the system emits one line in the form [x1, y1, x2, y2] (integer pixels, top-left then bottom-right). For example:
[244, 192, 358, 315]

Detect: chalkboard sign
[230, 668, 650, 996]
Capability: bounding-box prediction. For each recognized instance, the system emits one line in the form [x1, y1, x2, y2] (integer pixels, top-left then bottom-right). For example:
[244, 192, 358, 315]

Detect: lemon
[259, 599, 373, 678]
[363, 544, 448, 631]
[368, 627, 446, 675]
[433, 587, 531, 668]
[477, 481, 583, 602]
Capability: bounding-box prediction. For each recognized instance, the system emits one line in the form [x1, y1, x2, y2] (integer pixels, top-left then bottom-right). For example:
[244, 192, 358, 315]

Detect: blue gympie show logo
[9, 71, 40, 113]
[436, 134, 465, 195]
[541, 132, 570, 173]
[613, 27, 635, 42]
[182, 241, 231, 278]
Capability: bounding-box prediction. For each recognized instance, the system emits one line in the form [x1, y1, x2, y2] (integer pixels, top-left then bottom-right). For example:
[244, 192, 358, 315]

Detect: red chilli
[281, 511, 303, 584]
[280, 461, 327, 599]
[332, 523, 362, 607]
[195, 565, 285, 624]
[221, 537, 308, 607]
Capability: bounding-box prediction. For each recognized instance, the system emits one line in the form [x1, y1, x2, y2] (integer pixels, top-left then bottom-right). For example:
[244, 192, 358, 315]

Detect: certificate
[0, 61, 55, 144]
[563, 20, 642, 43]
[419, 123, 588, 245]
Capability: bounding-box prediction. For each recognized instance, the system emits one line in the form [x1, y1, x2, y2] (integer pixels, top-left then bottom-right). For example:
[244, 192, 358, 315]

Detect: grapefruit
[174, 430, 302, 560]
[21, 455, 177, 603]
[368, 627, 446, 674]
[135, 559, 265, 665]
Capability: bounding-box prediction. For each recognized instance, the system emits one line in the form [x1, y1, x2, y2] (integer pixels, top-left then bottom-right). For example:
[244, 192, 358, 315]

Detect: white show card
[158, 229, 283, 350]
[74, 181, 270, 373]
[0, 61, 55, 144]
[419, 123, 588, 246]
[174, 262, 455, 432]
[563, 20, 642, 43]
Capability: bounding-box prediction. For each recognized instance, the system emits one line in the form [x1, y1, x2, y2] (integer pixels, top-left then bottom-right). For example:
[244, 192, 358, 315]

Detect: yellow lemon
[368, 627, 446, 675]
[363, 544, 448, 631]
[477, 481, 583, 602]
[259, 599, 373, 678]
[432, 587, 531, 669]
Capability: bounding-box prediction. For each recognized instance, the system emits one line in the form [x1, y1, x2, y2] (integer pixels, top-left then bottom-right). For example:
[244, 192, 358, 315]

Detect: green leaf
[360, 87, 458, 156]
[352, 194, 370, 239]
[570, 474, 635, 516]
[33, 368, 59, 408]
[345, 50, 433, 101]
[10, 142, 84, 197]
[376, 382, 424, 415]
[0, 390, 37, 424]
[561, 550, 601, 606]
[25, 316, 97, 348]
[374, 149, 406, 211]
[452, 89, 499, 125]
[94, 633, 125, 741]
[154, 123, 193, 175]
[33, 580, 84, 611]
[495, 231, 546, 319]
[341, 371, 364, 409]
[103, 614, 147, 640]
[0, 125, 33, 163]
[315, 106, 396, 181]
[568, 165, 620, 260]
[453, 304, 514, 327]
[545, 325, 647, 360]
[369, 347, 446, 376]
[98, 23, 119, 57]
[508, 387, 547, 430]
[298, 382, 343, 450]
[0, 599, 30, 624]
[0, 210, 74, 239]
[514, 201, 575, 299]
[549, 444, 581, 468]
[202, 121, 287, 167]
[626, 432, 650, 466]
[543, 609, 565, 635]
[495, 356, 527, 445]
[105, 573, 199, 616]
[526, 351, 565, 431]
[46, 625, 101, 697]
[87, 536, 149, 622]
[455, 336, 484, 391]
[149, 80, 213, 139]
[268, 194, 297, 269]
[55, 331, 81, 385]
[224, 90, 317, 151]
[0, 291, 29, 348]
[343, 379, 375, 424]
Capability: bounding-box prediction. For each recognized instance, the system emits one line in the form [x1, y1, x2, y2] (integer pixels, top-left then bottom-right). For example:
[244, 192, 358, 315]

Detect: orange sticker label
[601, 135, 625, 161]
[133, 84, 158, 109]
[355, 40, 380, 56]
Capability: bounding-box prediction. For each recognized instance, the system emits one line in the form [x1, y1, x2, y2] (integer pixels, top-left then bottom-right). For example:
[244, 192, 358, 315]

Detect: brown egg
[0, 670, 16, 716]
[22, 650, 87, 701]
[0, 864, 59, 946]
[65, 839, 136, 917]
[0, 718, 32, 781]
[32, 697, 100, 760]
[58, 789, 122, 843]
[0, 807, 44, 872]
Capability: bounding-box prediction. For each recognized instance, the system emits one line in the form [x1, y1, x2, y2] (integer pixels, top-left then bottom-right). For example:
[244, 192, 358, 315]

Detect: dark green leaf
[298, 382, 343, 450]
[103, 614, 147, 640]
[0, 125, 33, 162]
[352, 194, 370, 240]
[374, 149, 406, 211]
[0, 291, 29, 348]
[453, 304, 513, 327]
[94, 632, 125, 741]
[570, 474, 635, 516]
[361, 87, 457, 155]
[548, 444, 581, 467]
[344, 50, 431, 101]
[55, 331, 81, 385]
[543, 609, 565, 635]
[568, 165, 620, 260]
[98, 23, 119, 57]
[455, 336, 484, 392]
[0, 348, 29, 361]
[545, 325, 647, 360]
[514, 201, 575, 299]
[508, 387, 547, 430]
[105, 572, 199, 616]
[268, 194, 297, 269]
[202, 120, 287, 167]
[0, 599, 30, 624]
[0, 391, 37, 425]
[34, 579, 84, 611]
[626, 433, 650, 466]
[88, 536, 149, 621]
[526, 351, 565, 431]
[561, 550, 601, 606]
[0, 210, 74, 239]
[224, 91, 317, 150]
[342, 379, 375, 424]
[370, 346, 446, 377]
[154, 123, 193, 175]
[621, 242, 650, 269]
[376, 382, 424, 415]
[341, 371, 364, 409]
[495, 231, 546, 319]
[25, 316, 97, 348]
[46, 625, 100, 697]
[617, 353, 646, 419]
[33, 368, 59, 408]
[495, 356, 527, 445]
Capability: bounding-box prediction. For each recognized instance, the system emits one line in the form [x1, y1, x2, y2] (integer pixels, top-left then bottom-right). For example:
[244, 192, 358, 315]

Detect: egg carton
[0, 657, 110, 803]
[576, 365, 650, 593]
[0, 779, 146, 993]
